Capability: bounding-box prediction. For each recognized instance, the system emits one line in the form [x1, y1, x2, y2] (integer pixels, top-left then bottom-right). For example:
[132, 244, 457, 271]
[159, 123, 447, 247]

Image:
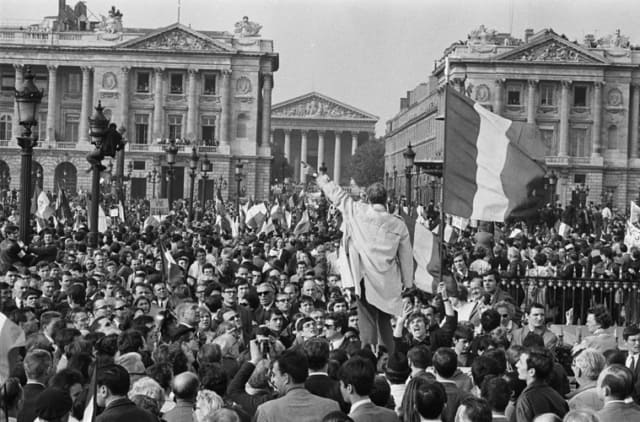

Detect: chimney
[400, 97, 408, 111]
[524, 28, 534, 43]
[58, 0, 66, 31]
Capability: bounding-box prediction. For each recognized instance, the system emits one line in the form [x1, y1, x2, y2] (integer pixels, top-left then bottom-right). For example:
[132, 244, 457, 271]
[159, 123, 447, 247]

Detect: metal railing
[499, 277, 634, 325]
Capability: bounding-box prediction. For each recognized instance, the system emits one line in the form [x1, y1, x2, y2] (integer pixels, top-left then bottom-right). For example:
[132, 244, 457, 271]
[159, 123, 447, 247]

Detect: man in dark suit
[596, 364, 640, 420]
[96, 364, 157, 422]
[338, 357, 399, 422]
[304, 338, 349, 413]
[17, 349, 52, 422]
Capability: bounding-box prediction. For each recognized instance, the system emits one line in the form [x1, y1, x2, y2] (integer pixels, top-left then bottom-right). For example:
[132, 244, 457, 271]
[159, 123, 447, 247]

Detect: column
[12, 64, 23, 140]
[79, 66, 92, 143]
[494, 79, 505, 115]
[527, 80, 537, 123]
[592, 81, 604, 158]
[334, 130, 342, 183]
[186, 68, 198, 139]
[630, 83, 639, 159]
[300, 130, 308, 182]
[284, 129, 291, 162]
[46, 64, 58, 143]
[316, 131, 325, 171]
[260, 73, 273, 148]
[559, 80, 571, 156]
[220, 69, 231, 146]
[152, 67, 164, 140]
[351, 132, 358, 155]
[119, 67, 130, 131]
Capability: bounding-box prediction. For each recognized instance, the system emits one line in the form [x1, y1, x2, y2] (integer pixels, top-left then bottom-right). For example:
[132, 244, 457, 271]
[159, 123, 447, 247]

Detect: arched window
[607, 125, 618, 150]
[236, 113, 248, 138]
[0, 115, 12, 141]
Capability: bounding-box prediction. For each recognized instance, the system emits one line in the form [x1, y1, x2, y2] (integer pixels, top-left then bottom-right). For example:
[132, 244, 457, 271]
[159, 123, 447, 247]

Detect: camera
[258, 340, 270, 357]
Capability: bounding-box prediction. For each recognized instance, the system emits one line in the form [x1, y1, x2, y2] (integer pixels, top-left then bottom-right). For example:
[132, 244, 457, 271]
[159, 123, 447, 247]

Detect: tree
[347, 137, 385, 187]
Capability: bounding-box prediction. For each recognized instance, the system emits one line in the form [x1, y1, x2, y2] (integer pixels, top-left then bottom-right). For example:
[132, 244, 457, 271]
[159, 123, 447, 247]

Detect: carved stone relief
[607, 88, 623, 107]
[513, 42, 591, 63]
[102, 72, 117, 90]
[273, 97, 367, 119]
[475, 84, 490, 102]
[236, 77, 252, 95]
[135, 29, 221, 51]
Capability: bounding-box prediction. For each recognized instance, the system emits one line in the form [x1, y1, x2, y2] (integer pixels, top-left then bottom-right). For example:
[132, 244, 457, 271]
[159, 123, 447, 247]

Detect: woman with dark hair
[572, 304, 617, 354]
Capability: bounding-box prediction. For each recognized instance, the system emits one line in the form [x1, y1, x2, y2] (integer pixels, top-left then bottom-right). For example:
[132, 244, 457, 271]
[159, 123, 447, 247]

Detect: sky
[3, 0, 640, 135]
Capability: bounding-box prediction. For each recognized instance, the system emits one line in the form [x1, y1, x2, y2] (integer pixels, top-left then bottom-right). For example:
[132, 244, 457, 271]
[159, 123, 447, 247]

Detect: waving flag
[443, 85, 546, 222]
[413, 223, 441, 294]
[293, 210, 310, 236]
[55, 185, 74, 223]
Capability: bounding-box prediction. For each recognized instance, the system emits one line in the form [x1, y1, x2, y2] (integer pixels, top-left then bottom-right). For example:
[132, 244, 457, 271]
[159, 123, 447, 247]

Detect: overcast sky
[3, 0, 640, 135]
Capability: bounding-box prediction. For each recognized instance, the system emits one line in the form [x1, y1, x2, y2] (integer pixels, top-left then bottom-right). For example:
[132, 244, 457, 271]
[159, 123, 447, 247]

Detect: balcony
[54, 142, 77, 149]
[130, 143, 150, 152]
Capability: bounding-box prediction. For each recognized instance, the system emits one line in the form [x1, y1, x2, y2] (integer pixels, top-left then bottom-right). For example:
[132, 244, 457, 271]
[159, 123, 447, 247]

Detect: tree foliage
[348, 138, 385, 187]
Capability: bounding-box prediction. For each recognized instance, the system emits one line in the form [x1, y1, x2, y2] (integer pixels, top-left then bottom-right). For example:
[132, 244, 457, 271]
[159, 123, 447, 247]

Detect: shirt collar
[349, 398, 372, 414]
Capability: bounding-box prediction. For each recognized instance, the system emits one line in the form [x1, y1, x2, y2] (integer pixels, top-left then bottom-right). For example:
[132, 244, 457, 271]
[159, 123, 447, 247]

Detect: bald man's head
[171, 371, 200, 400]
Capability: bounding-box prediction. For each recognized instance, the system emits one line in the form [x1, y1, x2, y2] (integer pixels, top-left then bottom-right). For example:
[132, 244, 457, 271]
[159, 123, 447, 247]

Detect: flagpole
[437, 84, 450, 287]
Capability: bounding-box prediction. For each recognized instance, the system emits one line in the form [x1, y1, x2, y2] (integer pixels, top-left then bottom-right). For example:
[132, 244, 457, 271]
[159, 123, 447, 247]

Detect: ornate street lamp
[87, 101, 110, 247]
[235, 162, 244, 216]
[199, 153, 212, 206]
[188, 147, 199, 222]
[15, 66, 43, 243]
[164, 139, 179, 207]
[403, 143, 416, 206]
[548, 171, 557, 205]
[147, 168, 159, 199]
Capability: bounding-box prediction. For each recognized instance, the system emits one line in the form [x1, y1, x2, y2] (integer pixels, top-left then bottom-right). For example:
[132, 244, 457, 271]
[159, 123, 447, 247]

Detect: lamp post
[87, 101, 109, 248]
[403, 143, 416, 206]
[188, 147, 199, 223]
[548, 171, 557, 206]
[199, 154, 211, 206]
[147, 168, 159, 199]
[14, 66, 43, 243]
[235, 162, 244, 216]
[164, 139, 178, 208]
[123, 161, 133, 202]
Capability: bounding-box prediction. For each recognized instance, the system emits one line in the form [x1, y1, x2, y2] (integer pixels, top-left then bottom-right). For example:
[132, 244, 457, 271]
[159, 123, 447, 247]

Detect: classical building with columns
[271, 92, 377, 185]
[0, 7, 277, 202]
[386, 26, 640, 210]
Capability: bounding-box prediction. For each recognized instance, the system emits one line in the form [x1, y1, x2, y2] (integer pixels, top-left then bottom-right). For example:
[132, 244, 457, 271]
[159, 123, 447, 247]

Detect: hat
[385, 352, 410, 377]
[115, 352, 146, 383]
[35, 388, 72, 420]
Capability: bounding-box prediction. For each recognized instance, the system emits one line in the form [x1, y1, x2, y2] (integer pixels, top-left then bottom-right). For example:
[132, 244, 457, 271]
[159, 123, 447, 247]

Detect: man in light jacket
[316, 172, 413, 351]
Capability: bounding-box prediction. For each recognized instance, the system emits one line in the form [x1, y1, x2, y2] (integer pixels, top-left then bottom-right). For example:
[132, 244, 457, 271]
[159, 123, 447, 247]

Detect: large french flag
[443, 86, 547, 222]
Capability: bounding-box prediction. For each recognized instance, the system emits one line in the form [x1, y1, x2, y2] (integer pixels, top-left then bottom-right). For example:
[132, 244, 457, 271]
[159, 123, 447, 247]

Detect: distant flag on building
[443, 85, 547, 222]
[0, 312, 25, 382]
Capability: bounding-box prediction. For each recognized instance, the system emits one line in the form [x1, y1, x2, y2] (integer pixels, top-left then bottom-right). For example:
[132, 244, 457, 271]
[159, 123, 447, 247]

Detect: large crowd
[1, 171, 640, 422]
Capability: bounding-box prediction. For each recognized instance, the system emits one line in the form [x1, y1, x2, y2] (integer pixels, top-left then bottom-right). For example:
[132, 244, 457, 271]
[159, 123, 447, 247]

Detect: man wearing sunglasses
[253, 282, 276, 325]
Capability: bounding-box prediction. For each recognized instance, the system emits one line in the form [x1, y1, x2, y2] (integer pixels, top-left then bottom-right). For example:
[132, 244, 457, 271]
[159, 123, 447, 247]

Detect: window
[38, 112, 47, 140]
[135, 114, 149, 144]
[64, 113, 79, 142]
[236, 113, 248, 138]
[170, 73, 183, 94]
[540, 84, 555, 106]
[540, 128, 557, 156]
[132, 161, 146, 170]
[574, 174, 586, 184]
[202, 116, 216, 145]
[203, 74, 216, 95]
[67, 73, 81, 93]
[507, 84, 522, 105]
[573, 85, 588, 107]
[569, 127, 589, 157]
[137, 72, 150, 93]
[607, 125, 618, 150]
[35, 74, 47, 91]
[168, 114, 183, 140]
[1, 73, 14, 91]
[0, 115, 11, 140]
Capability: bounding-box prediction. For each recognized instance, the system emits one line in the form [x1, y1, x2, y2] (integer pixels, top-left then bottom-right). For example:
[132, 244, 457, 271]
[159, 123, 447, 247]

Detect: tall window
[0, 115, 11, 140]
[540, 128, 557, 156]
[236, 113, 248, 138]
[607, 125, 618, 150]
[203, 74, 216, 95]
[67, 73, 81, 93]
[573, 85, 588, 107]
[540, 84, 555, 106]
[569, 127, 589, 157]
[64, 113, 79, 142]
[202, 116, 216, 145]
[38, 112, 47, 140]
[168, 114, 183, 140]
[506, 84, 522, 105]
[137, 72, 150, 93]
[1, 73, 14, 91]
[135, 114, 149, 144]
[170, 73, 183, 94]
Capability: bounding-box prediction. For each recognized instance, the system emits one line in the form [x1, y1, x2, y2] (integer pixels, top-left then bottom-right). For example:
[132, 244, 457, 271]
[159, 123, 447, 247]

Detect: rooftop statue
[234, 16, 261, 37]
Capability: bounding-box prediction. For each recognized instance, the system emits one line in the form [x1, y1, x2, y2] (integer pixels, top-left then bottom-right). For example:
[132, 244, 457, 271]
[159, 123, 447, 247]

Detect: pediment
[496, 34, 607, 64]
[272, 92, 378, 121]
[118, 23, 233, 53]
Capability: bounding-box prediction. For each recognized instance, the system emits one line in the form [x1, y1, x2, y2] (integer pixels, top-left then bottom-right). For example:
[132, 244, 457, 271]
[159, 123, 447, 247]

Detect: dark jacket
[512, 380, 569, 422]
[305, 373, 349, 413]
[225, 361, 272, 419]
[17, 383, 45, 422]
[96, 397, 157, 422]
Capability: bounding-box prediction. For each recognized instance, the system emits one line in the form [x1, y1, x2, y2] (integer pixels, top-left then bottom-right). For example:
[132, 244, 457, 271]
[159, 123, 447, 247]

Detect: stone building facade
[0, 9, 278, 203]
[271, 92, 377, 185]
[386, 26, 640, 211]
